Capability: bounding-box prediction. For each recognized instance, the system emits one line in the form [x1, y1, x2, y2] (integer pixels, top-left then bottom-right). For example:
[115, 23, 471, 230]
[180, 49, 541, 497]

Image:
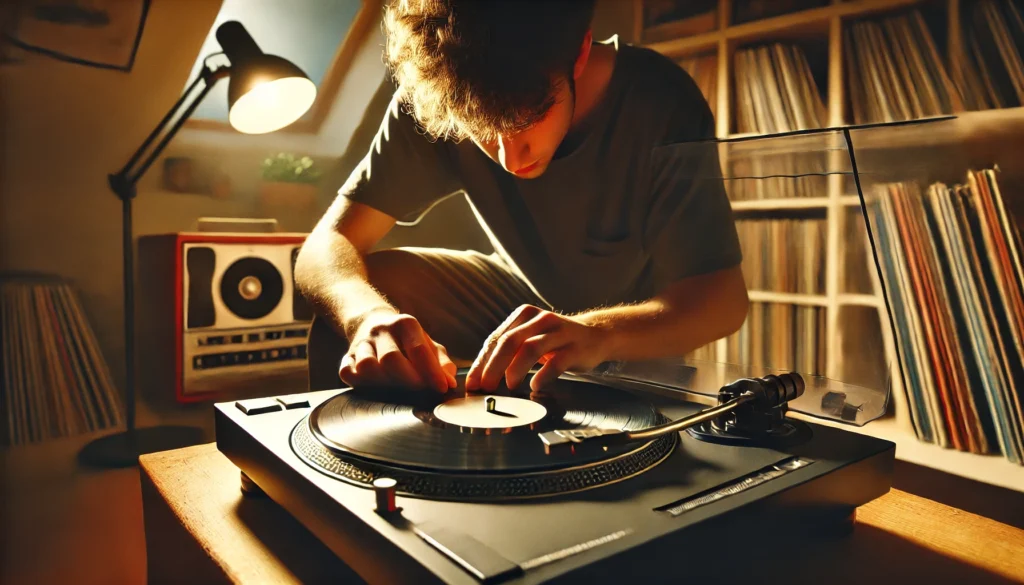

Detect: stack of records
[730, 42, 828, 202]
[677, 53, 718, 120]
[953, 0, 1024, 111]
[737, 218, 827, 295]
[1, 275, 123, 445]
[733, 42, 827, 134]
[844, 9, 964, 124]
[722, 302, 827, 377]
[866, 168, 1024, 464]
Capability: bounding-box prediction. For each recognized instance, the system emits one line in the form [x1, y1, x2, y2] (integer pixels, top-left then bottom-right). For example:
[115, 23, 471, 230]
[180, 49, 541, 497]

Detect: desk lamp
[78, 21, 316, 468]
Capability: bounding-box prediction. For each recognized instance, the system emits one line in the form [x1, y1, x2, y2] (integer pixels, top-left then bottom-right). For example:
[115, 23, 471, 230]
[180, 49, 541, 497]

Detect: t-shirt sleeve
[644, 92, 742, 291]
[339, 86, 462, 224]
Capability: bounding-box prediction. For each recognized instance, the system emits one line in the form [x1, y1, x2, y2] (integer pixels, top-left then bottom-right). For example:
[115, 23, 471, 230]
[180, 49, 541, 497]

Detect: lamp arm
[110, 59, 231, 199]
[106, 56, 229, 436]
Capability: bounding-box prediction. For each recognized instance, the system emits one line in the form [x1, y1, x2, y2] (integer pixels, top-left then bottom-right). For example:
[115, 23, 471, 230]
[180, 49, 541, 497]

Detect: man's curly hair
[383, 0, 597, 142]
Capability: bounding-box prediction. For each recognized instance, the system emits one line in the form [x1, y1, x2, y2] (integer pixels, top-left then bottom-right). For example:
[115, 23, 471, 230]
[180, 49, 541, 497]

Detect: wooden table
[140, 443, 1024, 585]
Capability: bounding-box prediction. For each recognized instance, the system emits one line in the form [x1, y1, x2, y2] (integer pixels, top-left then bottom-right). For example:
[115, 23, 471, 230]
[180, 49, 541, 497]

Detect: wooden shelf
[649, 0, 1024, 489]
[748, 290, 827, 306]
[731, 197, 831, 211]
[838, 293, 882, 307]
[800, 414, 1024, 493]
[642, 10, 717, 44]
[645, 0, 926, 57]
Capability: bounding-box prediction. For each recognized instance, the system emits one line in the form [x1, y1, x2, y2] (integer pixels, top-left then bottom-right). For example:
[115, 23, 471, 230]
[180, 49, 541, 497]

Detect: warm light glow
[228, 77, 317, 134]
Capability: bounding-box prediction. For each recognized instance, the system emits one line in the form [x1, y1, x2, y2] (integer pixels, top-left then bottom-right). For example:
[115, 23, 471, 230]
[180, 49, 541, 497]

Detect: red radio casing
[137, 232, 312, 404]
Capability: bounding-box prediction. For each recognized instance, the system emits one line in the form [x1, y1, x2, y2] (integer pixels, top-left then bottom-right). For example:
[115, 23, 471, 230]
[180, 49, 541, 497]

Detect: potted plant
[258, 152, 322, 230]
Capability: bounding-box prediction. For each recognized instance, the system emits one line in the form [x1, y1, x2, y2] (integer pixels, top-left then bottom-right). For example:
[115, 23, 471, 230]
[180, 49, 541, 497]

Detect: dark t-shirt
[341, 38, 742, 313]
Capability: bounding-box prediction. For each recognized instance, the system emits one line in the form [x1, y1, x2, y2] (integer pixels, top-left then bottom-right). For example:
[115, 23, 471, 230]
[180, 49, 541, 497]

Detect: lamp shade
[215, 21, 317, 134]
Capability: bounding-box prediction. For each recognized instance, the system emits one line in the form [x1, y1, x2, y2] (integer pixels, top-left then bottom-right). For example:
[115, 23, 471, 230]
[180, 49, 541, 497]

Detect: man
[294, 0, 749, 395]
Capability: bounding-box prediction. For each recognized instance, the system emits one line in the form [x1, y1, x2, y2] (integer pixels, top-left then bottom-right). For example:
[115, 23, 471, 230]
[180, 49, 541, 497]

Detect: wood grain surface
[140, 443, 1024, 585]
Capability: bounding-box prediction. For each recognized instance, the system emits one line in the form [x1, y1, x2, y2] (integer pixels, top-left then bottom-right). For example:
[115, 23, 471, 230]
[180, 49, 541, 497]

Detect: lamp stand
[78, 62, 230, 469]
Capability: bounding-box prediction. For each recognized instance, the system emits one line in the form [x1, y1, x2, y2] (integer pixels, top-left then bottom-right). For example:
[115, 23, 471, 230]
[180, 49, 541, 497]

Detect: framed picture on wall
[184, 0, 382, 135]
[3, 0, 150, 71]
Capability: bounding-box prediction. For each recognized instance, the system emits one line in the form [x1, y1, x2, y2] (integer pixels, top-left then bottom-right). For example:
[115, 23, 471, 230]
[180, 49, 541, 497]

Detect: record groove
[291, 375, 678, 500]
[309, 377, 662, 472]
[291, 413, 677, 500]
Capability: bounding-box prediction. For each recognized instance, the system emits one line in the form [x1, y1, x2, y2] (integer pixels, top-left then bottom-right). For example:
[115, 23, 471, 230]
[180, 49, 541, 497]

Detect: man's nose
[497, 134, 531, 173]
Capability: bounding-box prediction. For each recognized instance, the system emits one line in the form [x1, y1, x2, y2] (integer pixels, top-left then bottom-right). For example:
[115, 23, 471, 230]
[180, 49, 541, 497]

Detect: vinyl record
[308, 373, 662, 473]
[219, 257, 283, 320]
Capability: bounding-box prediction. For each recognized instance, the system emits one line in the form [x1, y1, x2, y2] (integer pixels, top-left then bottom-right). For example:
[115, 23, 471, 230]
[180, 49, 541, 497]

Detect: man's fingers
[467, 305, 542, 390]
[504, 334, 567, 389]
[405, 341, 448, 392]
[394, 318, 448, 392]
[530, 353, 570, 391]
[480, 312, 560, 390]
[376, 334, 425, 389]
[350, 340, 385, 386]
[435, 343, 458, 388]
[338, 353, 356, 386]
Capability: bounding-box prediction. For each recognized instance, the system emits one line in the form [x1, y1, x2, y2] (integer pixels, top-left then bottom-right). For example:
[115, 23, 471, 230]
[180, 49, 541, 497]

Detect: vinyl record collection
[0, 277, 123, 445]
[686, 218, 829, 376]
[954, 0, 1024, 111]
[733, 42, 828, 133]
[730, 42, 829, 202]
[867, 168, 1024, 464]
[719, 302, 827, 376]
[845, 9, 964, 124]
[737, 218, 827, 295]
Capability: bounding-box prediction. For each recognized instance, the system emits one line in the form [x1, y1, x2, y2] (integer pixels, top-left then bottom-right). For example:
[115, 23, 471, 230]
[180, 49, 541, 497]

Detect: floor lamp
[78, 21, 317, 468]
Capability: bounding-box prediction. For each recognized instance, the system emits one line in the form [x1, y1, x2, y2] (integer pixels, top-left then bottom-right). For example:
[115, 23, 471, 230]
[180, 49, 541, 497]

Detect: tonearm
[539, 372, 806, 452]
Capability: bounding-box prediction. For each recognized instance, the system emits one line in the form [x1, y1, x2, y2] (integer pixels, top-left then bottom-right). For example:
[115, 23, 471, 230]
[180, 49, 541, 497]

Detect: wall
[0, 0, 638, 421]
[0, 0, 392, 417]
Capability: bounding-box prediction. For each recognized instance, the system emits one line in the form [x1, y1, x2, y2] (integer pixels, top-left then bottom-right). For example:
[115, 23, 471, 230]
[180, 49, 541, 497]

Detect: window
[183, 0, 379, 133]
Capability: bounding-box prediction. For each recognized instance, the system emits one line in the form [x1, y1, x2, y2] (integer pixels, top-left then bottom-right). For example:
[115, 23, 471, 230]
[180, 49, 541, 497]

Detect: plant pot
[258, 181, 319, 232]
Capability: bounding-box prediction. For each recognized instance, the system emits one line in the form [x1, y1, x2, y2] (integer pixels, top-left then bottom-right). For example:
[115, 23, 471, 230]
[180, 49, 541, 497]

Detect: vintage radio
[137, 232, 313, 404]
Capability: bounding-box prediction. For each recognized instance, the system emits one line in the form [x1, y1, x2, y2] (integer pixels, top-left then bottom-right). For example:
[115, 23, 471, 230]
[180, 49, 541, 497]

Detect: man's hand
[340, 310, 458, 392]
[465, 305, 612, 393]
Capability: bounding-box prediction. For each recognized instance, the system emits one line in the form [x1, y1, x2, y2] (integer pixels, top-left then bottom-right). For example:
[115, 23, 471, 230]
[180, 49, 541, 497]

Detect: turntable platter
[309, 374, 661, 472]
[291, 373, 679, 500]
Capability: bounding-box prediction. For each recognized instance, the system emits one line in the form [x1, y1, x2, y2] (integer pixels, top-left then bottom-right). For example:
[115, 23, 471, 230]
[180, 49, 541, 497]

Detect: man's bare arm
[576, 265, 749, 361]
[293, 197, 397, 339]
[294, 197, 457, 391]
[467, 266, 749, 391]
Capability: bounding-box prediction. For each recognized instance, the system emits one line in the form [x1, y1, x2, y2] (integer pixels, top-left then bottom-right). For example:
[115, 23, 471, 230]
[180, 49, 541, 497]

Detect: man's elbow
[706, 267, 749, 340]
[293, 234, 324, 299]
[722, 283, 749, 337]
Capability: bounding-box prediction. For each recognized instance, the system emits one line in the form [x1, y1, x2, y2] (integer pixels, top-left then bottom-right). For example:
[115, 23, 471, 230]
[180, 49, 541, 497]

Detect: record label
[433, 395, 547, 429]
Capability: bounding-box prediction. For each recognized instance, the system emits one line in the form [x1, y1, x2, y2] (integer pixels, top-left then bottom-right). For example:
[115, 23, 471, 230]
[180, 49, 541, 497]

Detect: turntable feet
[240, 471, 267, 497]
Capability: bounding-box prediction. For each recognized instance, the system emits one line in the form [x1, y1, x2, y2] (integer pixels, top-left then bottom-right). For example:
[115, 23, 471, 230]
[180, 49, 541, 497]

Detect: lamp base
[78, 425, 207, 468]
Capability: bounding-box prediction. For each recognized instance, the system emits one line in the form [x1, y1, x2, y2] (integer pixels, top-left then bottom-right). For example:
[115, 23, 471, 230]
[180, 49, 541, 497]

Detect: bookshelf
[638, 0, 1024, 489]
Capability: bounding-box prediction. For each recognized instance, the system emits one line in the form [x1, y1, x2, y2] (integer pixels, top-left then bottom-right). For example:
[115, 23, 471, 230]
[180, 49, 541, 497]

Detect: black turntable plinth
[215, 371, 895, 584]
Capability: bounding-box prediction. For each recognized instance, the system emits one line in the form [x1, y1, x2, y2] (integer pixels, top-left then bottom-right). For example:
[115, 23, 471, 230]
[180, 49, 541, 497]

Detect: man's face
[470, 78, 575, 179]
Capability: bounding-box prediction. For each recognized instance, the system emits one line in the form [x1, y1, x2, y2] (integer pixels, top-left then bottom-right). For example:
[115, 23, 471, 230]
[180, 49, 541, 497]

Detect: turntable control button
[235, 398, 283, 415]
[373, 477, 399, 514]
[276, 395, 310, 410]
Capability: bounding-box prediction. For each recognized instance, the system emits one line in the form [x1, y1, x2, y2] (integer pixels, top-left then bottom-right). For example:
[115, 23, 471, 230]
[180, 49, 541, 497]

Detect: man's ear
[573, 29, 593, 79]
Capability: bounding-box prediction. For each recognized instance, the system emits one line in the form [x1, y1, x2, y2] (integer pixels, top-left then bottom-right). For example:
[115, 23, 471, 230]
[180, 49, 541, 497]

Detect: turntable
[213, 122, 946, 583]
[215, 362, 895, 584]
